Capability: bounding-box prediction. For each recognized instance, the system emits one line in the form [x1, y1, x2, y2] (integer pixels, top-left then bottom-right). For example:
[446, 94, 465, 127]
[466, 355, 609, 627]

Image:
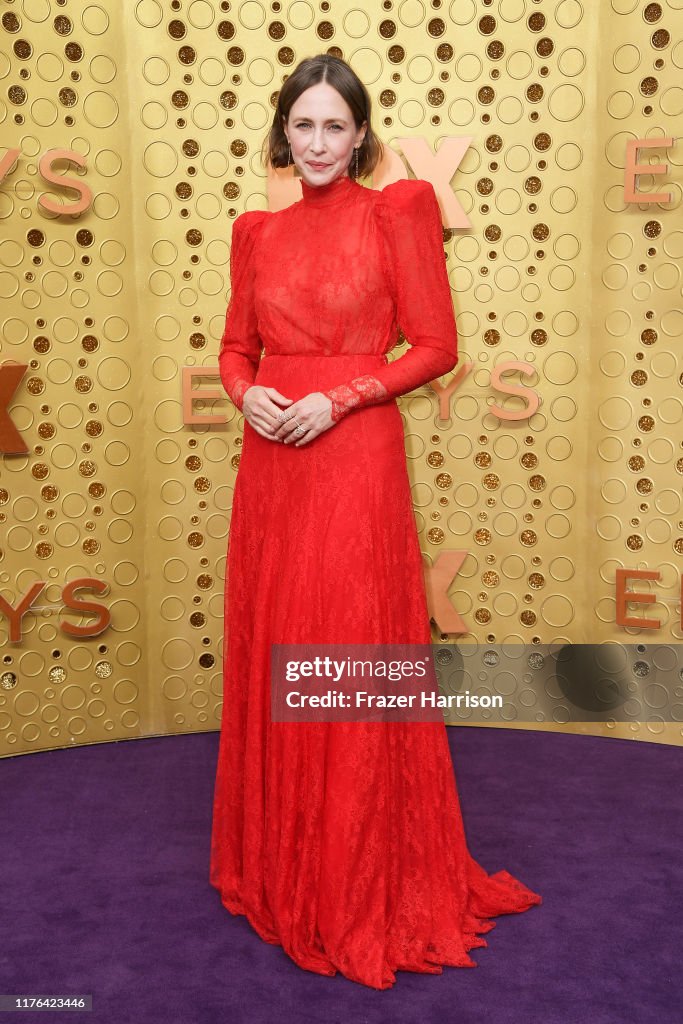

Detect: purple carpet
[3, 727, 679, 1023]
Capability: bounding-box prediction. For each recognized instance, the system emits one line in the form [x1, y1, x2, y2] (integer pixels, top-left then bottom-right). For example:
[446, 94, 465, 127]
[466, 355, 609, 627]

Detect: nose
[309, 130, 326, 154]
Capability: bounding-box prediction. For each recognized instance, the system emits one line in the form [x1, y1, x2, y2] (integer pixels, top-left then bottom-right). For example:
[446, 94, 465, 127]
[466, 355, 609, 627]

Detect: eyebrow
[294, 117, 347, 123]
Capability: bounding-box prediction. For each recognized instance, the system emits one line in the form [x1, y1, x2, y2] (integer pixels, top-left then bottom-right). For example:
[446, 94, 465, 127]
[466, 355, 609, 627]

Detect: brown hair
[261, 54, 384, 180]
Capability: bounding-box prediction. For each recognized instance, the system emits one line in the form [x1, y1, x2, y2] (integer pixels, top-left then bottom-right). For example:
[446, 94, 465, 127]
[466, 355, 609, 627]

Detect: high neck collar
[299, 170, 358, 208]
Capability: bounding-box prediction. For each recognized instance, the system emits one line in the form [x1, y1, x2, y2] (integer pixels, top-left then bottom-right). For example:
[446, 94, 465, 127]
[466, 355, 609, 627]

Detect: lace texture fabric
[218, 209, 269, 411]
[324, 373, 389, 422]
[217, 176, 458, 417]
[321, 177, 458, 420]
[211, 172, 542, 990]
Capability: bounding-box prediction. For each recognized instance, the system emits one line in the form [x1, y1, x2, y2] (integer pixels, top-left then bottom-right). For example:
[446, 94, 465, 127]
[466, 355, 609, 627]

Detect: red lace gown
[210, 171, 542, 989]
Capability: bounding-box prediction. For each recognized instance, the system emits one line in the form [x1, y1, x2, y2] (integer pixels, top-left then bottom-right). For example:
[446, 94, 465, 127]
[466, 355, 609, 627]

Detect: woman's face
[283, 81, 366, 186]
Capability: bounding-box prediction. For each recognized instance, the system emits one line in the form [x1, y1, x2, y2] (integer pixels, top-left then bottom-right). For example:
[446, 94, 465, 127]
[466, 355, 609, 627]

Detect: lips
[308, 162, 330, 168]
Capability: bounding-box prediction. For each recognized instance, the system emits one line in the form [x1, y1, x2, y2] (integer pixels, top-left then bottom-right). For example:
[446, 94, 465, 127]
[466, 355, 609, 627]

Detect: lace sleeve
[218, 209, 269, 411]
[322, 178, 458, 422]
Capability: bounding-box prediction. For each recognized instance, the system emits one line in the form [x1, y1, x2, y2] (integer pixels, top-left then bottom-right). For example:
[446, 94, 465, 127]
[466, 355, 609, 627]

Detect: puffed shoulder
[375, 177, 442, 220]
[373, 178, 443, 237]
[230, 208, 270, 253]
[376, 176, 438, 209]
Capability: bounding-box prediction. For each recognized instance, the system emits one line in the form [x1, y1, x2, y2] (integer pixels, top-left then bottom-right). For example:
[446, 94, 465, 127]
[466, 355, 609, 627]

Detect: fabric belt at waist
[261, 352, 388, 362]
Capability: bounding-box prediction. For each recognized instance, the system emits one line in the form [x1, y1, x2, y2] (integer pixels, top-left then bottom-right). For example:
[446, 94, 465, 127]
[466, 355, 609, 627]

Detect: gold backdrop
[1, 1, 682, 757]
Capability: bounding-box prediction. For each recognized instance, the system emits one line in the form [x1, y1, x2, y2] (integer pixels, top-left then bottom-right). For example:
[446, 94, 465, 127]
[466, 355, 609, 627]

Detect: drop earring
[288, 141, 291, 165]
[354, 146, 359, 179]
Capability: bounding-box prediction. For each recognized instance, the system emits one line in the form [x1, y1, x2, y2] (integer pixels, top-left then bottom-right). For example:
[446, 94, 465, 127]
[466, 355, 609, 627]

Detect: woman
[210, 54, 541, 990]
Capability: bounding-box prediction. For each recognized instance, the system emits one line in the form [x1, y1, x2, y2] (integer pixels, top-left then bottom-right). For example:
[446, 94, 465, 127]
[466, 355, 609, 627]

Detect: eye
[295, 122, 343, 130]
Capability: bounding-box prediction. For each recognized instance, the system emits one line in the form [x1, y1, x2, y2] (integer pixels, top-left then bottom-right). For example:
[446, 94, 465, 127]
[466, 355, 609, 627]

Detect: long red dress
[210, 171, 541, 989]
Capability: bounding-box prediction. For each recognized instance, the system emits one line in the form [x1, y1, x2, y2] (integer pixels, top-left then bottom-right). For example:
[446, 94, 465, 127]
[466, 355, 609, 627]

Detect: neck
[299, 169, 358, 207]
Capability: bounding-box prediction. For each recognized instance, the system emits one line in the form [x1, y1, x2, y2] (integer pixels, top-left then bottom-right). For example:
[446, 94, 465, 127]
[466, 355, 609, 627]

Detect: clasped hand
[242, 386, 335, 446]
